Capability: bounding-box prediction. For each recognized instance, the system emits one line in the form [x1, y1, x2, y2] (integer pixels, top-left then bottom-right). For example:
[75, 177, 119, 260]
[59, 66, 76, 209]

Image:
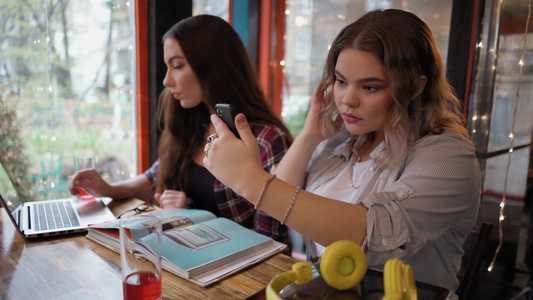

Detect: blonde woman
[204, 9, 480, 297]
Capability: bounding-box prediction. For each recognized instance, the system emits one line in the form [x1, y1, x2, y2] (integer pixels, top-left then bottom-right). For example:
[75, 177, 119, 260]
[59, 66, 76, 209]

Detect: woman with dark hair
[68, 15, 292, 244]
[203, 9, 480, 296]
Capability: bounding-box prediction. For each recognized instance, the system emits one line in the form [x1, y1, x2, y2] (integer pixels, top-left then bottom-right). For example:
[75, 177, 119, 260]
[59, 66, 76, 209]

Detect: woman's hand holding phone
[204, 112, 267, 199]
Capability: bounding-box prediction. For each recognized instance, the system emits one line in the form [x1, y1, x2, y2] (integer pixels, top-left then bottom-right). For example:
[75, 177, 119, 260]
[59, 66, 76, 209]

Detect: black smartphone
[215, 103, 240, 138]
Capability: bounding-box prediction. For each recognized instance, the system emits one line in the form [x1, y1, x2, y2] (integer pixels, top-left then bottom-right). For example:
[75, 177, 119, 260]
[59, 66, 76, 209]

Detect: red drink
[76, 187, 94, 200]
[123, 271, 162, 300]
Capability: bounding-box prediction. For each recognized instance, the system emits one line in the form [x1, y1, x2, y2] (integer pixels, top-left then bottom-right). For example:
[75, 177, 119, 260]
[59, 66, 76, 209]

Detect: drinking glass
[120, 214, 162, 300]
[73, 155, 95, 200]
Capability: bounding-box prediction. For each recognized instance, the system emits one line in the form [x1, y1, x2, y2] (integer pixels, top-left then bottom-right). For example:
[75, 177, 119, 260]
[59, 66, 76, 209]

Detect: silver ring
[207, 133, 218, 144]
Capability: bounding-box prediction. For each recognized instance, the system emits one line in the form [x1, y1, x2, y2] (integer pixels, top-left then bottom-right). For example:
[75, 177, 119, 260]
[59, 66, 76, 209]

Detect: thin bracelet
[255, 174, 277, 209]
[281, 186, 301, 225]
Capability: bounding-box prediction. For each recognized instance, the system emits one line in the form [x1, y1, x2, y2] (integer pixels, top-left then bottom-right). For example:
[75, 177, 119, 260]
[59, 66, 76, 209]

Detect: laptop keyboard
[34, 201, 80, 231]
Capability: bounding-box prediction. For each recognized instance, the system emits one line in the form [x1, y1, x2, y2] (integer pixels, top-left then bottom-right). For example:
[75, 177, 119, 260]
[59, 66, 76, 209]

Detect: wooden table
[0, 199, 297, 299]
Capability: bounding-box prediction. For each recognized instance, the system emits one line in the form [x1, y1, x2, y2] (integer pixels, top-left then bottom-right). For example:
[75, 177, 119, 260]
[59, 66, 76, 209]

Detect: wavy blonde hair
[319, 9, 470, 167]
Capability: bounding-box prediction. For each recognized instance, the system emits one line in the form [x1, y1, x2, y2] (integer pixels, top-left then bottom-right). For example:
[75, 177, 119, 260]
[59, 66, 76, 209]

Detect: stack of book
[86, 208, 287, 287]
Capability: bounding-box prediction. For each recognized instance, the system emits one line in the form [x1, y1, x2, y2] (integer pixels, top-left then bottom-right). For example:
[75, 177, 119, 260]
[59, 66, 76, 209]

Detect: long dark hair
[156, 14, 291, 193]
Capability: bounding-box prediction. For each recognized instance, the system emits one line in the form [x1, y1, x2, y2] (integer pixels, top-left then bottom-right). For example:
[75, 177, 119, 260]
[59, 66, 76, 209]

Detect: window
[193, 0, 229, 19]
[0, 0, 137, 201]
[467, 0, 533, 200]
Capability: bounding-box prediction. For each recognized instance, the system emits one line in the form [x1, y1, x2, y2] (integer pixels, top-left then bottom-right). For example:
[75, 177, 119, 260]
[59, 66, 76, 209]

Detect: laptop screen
[0, 160, 25, 230]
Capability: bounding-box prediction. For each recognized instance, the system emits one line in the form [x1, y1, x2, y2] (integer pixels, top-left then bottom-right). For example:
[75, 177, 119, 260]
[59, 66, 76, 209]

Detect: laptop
[0, 159, 116, 238]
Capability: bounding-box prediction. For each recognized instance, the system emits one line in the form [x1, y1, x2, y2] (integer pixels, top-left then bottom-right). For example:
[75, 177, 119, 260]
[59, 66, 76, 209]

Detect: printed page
[160, 217, 272, 274]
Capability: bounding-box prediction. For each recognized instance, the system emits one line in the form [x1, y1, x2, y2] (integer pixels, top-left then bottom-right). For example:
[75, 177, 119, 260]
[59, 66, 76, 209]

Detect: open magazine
[86, 208, 287, 287]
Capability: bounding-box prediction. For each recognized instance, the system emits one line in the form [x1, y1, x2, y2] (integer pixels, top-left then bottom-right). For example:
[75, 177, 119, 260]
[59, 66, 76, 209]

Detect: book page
[164, 224, 228, 250]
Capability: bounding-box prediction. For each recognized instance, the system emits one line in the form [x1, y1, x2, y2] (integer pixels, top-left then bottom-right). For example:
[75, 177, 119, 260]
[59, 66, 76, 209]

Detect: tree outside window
[0, 0, 137, 201]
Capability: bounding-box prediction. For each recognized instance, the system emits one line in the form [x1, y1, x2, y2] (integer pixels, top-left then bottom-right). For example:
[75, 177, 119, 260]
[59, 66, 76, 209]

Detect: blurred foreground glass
[120, 215, 163, 300]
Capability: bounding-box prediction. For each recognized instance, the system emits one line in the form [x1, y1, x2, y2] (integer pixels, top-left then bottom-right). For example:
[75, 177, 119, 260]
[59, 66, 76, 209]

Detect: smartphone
[215, 103, 240, 138]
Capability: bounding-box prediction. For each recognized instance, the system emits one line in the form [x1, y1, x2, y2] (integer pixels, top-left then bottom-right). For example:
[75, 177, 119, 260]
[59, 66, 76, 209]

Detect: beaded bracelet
[281, 186, 301, 225]
[254, 174, 277, 209]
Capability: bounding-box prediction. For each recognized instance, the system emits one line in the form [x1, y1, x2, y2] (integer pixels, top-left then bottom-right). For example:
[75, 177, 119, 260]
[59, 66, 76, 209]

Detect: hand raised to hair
[300, 81, 338, 143]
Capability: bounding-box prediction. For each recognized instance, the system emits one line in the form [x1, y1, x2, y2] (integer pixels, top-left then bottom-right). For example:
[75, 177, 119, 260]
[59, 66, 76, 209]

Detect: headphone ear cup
[320, 240, 368, 290]
[383, 258, 404, 299]
[383, 258, 417, 300]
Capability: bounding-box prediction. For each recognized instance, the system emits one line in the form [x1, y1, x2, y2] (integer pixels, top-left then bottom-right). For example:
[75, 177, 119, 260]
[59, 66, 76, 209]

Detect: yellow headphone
[266, 240, 417, 300]
[382, 258, 417, 300]
[266, 261, 313, 299]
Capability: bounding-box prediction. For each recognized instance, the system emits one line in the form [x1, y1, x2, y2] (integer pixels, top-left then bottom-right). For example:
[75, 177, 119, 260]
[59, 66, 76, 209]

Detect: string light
[42, 0, 59, 199]
[488, 0, 531, 272]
